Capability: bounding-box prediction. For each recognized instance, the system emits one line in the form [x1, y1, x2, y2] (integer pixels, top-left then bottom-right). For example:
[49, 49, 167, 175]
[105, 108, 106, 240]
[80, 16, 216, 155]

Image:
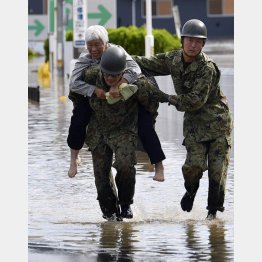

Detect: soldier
[83, 46, 171, 221]
[133, 19, 233, 220]
[67, 25, 166, 182]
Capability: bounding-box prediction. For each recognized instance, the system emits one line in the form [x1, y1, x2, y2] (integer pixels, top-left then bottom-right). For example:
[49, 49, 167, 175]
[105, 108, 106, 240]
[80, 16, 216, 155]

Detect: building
[28, 0, 48, 14]
[28, 0, 234, 40]
[117, 0, 234, 39]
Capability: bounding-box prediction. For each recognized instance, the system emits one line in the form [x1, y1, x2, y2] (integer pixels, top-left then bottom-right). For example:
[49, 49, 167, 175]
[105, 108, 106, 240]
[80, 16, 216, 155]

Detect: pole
[132, 0, 136, 26]
[56, 0, 64, 76]
[145, 0, 154, 58]
[172, 5, 181, 39]
[48, 0, 55, 74]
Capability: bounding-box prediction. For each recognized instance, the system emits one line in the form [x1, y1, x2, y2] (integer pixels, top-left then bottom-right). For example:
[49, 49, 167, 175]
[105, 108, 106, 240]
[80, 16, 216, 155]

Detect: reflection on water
[29, 221, 233, 261]
[28, 51, 234, 261]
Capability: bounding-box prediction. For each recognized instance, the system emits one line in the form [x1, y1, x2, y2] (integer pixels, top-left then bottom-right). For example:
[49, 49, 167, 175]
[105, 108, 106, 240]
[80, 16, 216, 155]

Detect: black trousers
[67, 100, 166, 164]
[137, 105, 166, 164]
[67, 98, 92, 150]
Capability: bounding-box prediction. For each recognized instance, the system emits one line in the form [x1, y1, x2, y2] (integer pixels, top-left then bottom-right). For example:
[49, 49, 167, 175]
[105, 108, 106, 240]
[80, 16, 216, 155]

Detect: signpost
[28, 15, 48, 41]
[73, 0, 88, 48]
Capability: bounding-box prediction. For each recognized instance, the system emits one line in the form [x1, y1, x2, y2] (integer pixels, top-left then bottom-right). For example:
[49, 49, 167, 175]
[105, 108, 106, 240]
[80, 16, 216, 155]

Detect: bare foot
[68, 149, 80, 178]
[68, 161, 78, 178]
[153, 162, 165, 182]
[76, 155, 81, 165]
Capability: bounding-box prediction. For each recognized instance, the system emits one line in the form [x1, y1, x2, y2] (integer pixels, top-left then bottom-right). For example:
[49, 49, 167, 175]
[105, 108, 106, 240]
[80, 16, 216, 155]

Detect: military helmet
[181, 19, 207, 39]
[100, 46, 126, 75]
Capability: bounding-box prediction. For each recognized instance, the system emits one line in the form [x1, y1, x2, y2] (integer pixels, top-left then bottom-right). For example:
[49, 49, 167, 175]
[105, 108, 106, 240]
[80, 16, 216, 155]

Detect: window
[208, 0, 234, 16]
[142, 0, 173, 17]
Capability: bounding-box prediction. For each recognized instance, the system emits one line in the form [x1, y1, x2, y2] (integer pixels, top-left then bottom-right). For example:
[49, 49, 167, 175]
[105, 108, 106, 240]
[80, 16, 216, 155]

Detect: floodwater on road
[28, 46, 234, 261]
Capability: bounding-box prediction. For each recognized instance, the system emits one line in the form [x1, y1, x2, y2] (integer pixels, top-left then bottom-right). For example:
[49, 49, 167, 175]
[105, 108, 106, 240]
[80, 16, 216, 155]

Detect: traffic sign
[28, 0, 116, 41]
[63, 0, 116, 31]
[28, 15, 48, 41]
[87, 0, 116, 27]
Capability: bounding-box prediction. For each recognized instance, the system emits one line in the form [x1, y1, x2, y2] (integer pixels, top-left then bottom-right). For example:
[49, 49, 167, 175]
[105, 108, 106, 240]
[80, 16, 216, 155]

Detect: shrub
[108, 26, 181, 55]
[42, 26, 181, 63]
[66, 31, 73, 41]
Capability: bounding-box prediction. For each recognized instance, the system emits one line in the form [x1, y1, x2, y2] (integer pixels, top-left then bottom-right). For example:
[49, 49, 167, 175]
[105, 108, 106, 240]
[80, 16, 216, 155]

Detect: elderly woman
[67, 25, 166, 182]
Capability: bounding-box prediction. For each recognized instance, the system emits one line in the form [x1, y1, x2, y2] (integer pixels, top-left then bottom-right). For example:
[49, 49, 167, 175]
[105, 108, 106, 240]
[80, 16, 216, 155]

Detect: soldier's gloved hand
[168, 95, 177, 106]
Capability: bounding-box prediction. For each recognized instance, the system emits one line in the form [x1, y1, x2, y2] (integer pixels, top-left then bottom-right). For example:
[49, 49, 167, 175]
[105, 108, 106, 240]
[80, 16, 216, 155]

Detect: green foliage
[66, 30, 73, 41]
[41, 26, 181, 63]
[43, 38, 49, 62]
[28, 48, 41, 60]
[108, 26, 181, 55]
[28, 48, 34, 59]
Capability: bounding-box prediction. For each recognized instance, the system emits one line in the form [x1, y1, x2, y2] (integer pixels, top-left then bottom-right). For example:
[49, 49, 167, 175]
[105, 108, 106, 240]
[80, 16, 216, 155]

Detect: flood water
[28, 43, 234, 261]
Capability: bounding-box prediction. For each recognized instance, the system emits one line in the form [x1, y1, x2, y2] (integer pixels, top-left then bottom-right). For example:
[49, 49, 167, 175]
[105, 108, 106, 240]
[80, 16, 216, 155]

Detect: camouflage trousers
[91, 135, 137, 216]
[182, 134, 232, 212]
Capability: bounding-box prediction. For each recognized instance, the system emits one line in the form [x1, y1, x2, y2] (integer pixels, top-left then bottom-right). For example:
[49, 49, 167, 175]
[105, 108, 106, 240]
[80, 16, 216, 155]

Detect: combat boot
[180, 192, 196, 212]
[206, 209, 217, 220]
[102, 213, 123, 222]
[120, 205, 133, 219]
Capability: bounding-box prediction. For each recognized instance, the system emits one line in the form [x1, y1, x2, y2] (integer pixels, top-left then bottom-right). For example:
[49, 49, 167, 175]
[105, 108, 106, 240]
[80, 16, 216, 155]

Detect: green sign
[64, 3, 112, 31]
[49, 0, 55, 33]
[28, 20, 45, 36]
[88, 4, 111, 25]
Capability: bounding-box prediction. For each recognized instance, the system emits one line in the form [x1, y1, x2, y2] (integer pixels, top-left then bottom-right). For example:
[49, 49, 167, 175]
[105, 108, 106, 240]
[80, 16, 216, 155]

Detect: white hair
[85, 25, 109, 44]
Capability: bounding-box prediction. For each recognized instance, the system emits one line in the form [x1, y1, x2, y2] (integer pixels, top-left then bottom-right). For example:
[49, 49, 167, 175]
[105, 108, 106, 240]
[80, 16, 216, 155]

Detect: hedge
[44, 26, 181, 61]
[107, 26, 181, 55]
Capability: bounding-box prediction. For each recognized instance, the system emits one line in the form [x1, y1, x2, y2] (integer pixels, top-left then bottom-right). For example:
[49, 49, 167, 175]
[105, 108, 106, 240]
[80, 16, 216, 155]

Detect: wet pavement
[28, 40, 234, 261]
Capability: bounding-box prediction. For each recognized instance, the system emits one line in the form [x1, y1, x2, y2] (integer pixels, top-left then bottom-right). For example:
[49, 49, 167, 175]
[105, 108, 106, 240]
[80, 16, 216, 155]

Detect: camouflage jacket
[133, 49, 233, 142]
[82, 67, 166, 150]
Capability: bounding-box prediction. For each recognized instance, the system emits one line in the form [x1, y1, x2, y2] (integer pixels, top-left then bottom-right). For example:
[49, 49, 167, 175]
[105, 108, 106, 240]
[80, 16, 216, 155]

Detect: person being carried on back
[67, 25, 166, 182]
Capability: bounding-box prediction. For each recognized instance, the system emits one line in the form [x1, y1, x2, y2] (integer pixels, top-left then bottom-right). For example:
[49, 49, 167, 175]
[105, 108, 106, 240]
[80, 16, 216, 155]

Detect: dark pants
[137, 105, 166, 164]
[67, 100, 166, 164]
[67, 98, 92, 150]
[182, 135, 231, 212]
[92, 138, 136, 215]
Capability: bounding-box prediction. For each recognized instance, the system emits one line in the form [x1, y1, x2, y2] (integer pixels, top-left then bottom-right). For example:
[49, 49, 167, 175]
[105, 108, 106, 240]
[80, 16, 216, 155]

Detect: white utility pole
[172, 5, 181, 39]
[145, 0, 154, 58]
[132, 0, 136, 26]
[57, 0, 64, 76]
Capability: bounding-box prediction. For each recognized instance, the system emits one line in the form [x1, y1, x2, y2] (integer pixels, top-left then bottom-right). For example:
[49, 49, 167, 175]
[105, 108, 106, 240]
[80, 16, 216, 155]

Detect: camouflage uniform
[134, 49, 233, 212]
[83, 67, 169, 216]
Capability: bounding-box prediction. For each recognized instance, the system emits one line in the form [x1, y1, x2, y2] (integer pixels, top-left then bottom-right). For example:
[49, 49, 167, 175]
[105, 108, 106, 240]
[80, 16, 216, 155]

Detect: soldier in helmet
[67, 25, 166, 182]
[82, 46, 172, 221]
[133, 19, 233, 220]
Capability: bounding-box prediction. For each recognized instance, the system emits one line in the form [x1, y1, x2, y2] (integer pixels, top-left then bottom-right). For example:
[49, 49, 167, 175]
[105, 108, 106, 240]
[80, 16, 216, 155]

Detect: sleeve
[137, 78, 170, 104]
[69, 54, 99, 97]
[173, 66, 214, 112]
[122, 60, 141, 84]
[132, 52, 171, 76]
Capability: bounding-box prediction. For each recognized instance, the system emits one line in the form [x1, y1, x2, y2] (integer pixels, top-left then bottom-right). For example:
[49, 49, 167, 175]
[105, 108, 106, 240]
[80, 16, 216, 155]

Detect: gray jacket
[69, 43, 142, 97]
